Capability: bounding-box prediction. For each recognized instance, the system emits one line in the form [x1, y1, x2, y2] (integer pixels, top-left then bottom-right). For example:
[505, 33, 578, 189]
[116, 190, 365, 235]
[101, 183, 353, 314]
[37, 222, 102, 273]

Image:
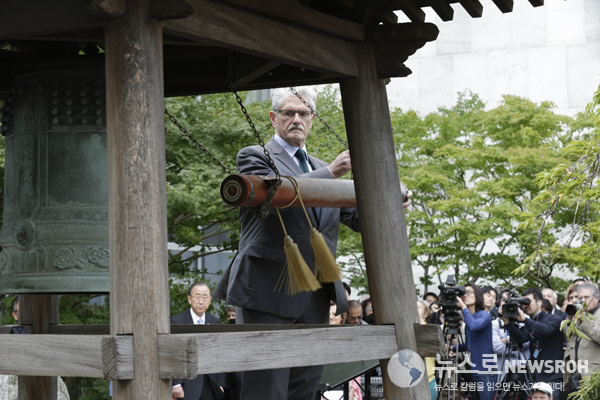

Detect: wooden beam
[162, 0, 358, 77]
[377, 61, 412, 79]
[231, 57, 282, 87]
[0, 335, 105, 378]
[339, 43, 430, 399]
[383, 0, 426, 23]
[102, 336, 135, 380]
[0, 0, 104, 38]
[414, 323, 444, 358]
[105, 0, 171, 398]
[89, 0, 126, 18]
[429, 0, 455, 21]
[0, 325, 441, 378]
[458, 0, 484, 18]
[491, 0, 514, 13]
[368, 22, 439, 42]
[158, 326, 398, 378]
[19, 295, 60, 400]
[222, 0, 365, 41]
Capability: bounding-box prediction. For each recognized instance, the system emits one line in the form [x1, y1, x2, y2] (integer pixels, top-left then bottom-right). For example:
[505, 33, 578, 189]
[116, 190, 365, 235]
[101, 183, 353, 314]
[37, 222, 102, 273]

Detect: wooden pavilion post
[339, 43, 431, 399]
[105, 1, 171, 398]
[18, 295, 59, 400]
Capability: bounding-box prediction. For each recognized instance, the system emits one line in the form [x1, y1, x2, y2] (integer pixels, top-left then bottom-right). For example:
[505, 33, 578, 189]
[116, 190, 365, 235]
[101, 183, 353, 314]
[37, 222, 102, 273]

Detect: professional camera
[438, 275, 466, 308]
[438, 275, 466, 335]
[501, 291, 531, 319]
[566, 301, 584, 316]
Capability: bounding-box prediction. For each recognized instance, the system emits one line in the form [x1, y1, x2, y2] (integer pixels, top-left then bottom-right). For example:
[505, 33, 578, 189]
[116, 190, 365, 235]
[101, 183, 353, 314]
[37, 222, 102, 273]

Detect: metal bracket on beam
[102, 336, 135, 380]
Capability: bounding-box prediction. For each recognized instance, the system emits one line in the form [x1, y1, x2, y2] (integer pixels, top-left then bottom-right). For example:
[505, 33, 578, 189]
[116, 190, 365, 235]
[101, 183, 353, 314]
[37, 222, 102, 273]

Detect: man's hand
[327, 150, 352, 178]
[172, 386, 184, 399]
[516, 307, 526, 322]
[403, 191, 413, 209]
[457, 296, 467, 310]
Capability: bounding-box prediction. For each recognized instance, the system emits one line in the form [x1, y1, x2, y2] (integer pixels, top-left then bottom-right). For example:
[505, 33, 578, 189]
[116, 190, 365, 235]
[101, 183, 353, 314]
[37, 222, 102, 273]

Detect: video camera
[438, 275, 466, 308]
[438, 275, 466, 335]
[501, 290, 531, 319]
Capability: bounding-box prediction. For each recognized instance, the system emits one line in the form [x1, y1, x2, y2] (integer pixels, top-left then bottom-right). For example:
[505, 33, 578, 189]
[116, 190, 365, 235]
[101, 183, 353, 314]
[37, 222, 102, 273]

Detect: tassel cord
[279, 176, 314, 229]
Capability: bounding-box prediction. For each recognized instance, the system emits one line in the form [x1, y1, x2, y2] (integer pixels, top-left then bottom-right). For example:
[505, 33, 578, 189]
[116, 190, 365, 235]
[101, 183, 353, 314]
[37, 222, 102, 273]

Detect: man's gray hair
[271, 87, 317, 111]
[543, 288, 558, 300]
[577, 282, 599, 298]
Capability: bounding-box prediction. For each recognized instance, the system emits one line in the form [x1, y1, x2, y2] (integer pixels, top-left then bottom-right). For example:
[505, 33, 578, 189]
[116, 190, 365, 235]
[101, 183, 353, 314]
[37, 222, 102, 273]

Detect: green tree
[394, 91, 585, 292]
[519, 84, 600, 283]
[518, 85, 600, 400]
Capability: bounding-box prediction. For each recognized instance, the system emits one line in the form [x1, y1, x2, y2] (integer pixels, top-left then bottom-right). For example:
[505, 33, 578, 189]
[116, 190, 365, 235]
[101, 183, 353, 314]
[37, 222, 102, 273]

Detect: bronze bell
[0, 62, 109, 294]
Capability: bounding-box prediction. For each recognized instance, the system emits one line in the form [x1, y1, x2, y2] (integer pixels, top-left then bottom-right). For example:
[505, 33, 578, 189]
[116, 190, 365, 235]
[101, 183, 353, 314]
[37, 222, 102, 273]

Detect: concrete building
[387, 0, 600, 116]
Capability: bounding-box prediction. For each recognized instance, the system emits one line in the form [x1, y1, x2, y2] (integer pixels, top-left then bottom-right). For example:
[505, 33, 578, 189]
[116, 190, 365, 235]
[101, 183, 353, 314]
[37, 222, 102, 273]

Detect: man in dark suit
[214, 86, 365, 400]
[502, 288, 564, 399]
[542, 288, 565, 318]
[171, 282, 225, 400]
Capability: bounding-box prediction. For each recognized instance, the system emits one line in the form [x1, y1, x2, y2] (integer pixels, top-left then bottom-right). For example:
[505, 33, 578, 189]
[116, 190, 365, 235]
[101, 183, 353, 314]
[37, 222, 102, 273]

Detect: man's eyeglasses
[189, 295, 210, 301]
[274, 109, 313, 120]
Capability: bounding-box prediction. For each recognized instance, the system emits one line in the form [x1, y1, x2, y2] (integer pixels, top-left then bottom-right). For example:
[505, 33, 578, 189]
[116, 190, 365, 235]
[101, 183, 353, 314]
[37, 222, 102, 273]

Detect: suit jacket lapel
[267, 138, 321, 226]
[266, 138, 303, 176]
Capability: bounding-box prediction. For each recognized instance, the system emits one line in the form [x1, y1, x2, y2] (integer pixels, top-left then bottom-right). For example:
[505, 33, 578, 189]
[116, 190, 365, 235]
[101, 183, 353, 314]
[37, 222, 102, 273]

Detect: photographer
[492, 292, 531, 399]
[456, 283, 495, 400]
[563, 282, 600, 394]
[501, 288, 563, 398]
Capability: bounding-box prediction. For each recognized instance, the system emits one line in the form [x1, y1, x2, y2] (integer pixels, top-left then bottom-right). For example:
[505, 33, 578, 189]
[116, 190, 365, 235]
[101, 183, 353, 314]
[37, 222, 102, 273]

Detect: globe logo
[387, 349, 425, 388]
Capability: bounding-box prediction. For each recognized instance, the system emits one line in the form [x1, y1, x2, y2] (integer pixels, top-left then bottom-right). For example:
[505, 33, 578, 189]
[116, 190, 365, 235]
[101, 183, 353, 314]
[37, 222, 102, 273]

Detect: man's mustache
[288, 124, 304, 132]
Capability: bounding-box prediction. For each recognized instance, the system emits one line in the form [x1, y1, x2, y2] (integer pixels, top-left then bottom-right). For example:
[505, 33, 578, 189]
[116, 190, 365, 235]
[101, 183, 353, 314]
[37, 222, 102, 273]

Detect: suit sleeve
[521, 313, 561, 337]
[504, 322, 529, 346]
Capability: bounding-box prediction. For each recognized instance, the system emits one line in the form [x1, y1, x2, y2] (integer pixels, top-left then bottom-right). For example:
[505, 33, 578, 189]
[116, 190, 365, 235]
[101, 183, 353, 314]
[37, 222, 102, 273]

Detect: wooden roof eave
[162, 0, 360, 79]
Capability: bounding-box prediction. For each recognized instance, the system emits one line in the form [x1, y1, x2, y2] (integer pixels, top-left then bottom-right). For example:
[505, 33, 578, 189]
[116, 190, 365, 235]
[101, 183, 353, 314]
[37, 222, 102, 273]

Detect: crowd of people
[417, 278, 600, 400]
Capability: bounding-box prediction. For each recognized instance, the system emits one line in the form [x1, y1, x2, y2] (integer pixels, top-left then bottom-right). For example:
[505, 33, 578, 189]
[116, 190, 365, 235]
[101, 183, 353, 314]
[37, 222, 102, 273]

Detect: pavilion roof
[0, 0, 544, 97]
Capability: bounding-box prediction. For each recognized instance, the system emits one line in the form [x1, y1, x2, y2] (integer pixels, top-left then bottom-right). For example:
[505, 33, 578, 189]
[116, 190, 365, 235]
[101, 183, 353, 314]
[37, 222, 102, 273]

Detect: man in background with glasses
[563, 282, 600, 395]
[171, 282, 225, 400]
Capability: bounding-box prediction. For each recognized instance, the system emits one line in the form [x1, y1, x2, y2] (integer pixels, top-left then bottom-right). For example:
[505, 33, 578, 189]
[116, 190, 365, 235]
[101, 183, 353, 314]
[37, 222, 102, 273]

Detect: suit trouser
[236, 288, 330, 400]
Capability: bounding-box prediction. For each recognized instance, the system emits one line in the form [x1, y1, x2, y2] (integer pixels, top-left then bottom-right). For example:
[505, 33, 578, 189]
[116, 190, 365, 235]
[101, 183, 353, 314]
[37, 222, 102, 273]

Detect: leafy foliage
[393, 91, 587, 292]
[518, 85, 600, 287]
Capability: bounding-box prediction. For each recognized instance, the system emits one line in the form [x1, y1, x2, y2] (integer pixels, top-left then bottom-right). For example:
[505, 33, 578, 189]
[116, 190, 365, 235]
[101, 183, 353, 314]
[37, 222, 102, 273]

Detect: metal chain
[229, 59, 281, 219]
[290, 87, 349, 150]
[231, 90, 281, 182]
[164, 107, 232, 175]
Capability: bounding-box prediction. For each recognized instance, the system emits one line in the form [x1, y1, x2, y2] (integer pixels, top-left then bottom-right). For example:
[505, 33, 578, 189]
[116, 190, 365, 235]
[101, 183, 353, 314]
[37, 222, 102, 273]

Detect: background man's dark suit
[170, 310, 225, 400]
[504, 311, 564, 385]
[214, 137, 359, 399]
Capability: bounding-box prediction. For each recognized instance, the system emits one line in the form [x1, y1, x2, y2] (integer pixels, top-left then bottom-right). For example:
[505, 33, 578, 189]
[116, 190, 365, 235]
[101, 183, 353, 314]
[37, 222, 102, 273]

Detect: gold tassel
[283, 235, 321, 294]
[310, 227, 341, 282]
[282, 176, 341, 284]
